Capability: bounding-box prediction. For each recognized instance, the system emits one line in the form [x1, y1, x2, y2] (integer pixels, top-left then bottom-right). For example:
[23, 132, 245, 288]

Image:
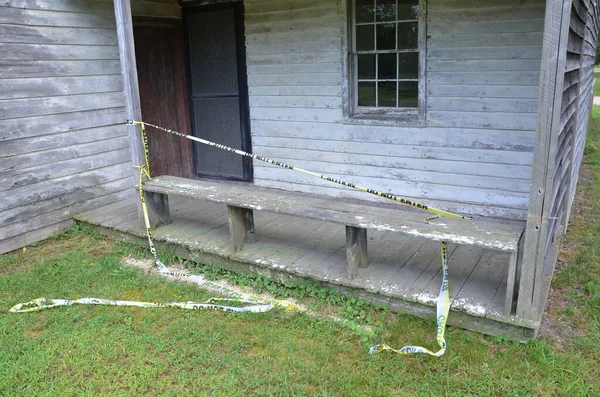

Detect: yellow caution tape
[369, 241, 450, 356]
[10, 297, 275, 314]
[129, 120, 458, 357]
[9, 123, 297, 316]
[9, 119, 460, 358]
[129, 120, 471, 221]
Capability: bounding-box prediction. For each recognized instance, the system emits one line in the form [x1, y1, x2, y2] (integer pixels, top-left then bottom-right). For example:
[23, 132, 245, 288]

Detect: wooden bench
[143, 176, 524, 303]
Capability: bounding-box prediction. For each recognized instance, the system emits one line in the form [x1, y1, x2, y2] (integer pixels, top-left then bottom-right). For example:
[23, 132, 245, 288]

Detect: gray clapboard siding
[245, 0, 544, 219]
[250, 107, 342, 123]
[0, 6, 116, 27]
[3, 0, 114, 13]
[0, 25, 118, 45]
[0, 1, 131, 254]
[0, 75, 123, 100]
[2, 163, 130, 215]
[252, 136, 534, 166]
[427, 59, 542, 72]
[427, 85, 540, 99]
[246, 30, 340, 46]
[253, 146, 534, 180]
[245, 0, 332, 14]
[247, 72, 340, 86]
[253, 179, 529, 221]
[2, 149, 130, 191]
[251, 120, 535, 151]
[1, 124, 126, 157]
[248, 63, 341, 75]
[0, 188, 132, 241]
[427, 18, 545, 35]
[0, 92, 125, 120]
[0, 135, 129, 172]
[0, 107, 126, 141]
[0, 178, 132, 228]
[427, 111, 537, 130]
[0, 220, 73, 255]
[248, 85, 342, 97]
[0, 60, 121, 79]
[255, 159, 531, 193]
[249, 95, 343, 109]
[0, 43, 120, 61]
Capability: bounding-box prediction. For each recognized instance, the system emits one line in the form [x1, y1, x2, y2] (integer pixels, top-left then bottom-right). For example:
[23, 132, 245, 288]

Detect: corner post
[518, 0, 572, 320]
[114, 0, 153, 226]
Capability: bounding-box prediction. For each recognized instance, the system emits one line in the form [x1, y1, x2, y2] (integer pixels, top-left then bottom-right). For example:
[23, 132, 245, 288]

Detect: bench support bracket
[346, 226, 368, 279]
[228, 206, 255, 252]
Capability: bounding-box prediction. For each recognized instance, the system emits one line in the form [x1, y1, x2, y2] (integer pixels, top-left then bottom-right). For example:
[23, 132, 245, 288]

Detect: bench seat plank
[143, 176, 524, 253]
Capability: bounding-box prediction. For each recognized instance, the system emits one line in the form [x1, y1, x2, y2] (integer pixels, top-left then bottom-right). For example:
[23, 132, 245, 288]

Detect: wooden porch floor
[75, 195, 536, 339]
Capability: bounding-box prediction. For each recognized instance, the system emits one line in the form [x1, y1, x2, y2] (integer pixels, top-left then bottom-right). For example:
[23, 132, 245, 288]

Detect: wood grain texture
[0, 1, 132, 252]
[518, 0, 573, 320]
[143, 176, 525, 252]
[76, 195, 539, 338]
[346, 226, 368, 279]
[244, 0, 545, 219]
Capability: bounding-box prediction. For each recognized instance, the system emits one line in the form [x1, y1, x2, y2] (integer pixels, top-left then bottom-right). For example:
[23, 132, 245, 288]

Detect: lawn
[1, 115, 600, 396]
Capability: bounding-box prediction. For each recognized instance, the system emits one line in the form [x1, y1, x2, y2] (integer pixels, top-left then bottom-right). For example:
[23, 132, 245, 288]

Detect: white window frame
[344, 0, 427, 125]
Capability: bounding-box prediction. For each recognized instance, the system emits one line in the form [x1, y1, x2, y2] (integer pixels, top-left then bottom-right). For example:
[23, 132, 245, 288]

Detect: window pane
[356, 24, 374, 51]
[378, 53, 396, 79]
[356, 0, 374, 23]
[398, 81, 418, 108]
[376, 23, 395, 50]
[358, 54, 375, 79]
[398, 0, 419, 20]
[378, 81, 396, 107]
[358, 82, 376, 106]
[376, 0, 396, 22]
[398, 52, 418, 79]
[398, 21, 418, 49]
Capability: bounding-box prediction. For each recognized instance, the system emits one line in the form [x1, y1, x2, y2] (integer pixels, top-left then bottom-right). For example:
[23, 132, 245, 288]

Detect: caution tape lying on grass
[9, 123, 297, 317]
[10, 119, 465, 358]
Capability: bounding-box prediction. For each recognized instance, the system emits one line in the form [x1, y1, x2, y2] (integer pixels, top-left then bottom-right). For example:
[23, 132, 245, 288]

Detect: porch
[75, 192, 537, 340]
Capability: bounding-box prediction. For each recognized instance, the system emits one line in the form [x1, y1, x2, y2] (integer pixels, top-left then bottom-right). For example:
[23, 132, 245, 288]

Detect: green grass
[2, 111, 600, 395]
[594, 66, 600, 96]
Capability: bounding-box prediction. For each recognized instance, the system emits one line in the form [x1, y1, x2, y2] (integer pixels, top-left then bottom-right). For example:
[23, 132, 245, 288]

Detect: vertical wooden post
[145, 192, 171, 228]
[346, 226, 368, 279]
[228, 206, 254, 252]
[244, 208, 256, 243]
[114, 0, 154, 226]
[518, 0, 572, 320]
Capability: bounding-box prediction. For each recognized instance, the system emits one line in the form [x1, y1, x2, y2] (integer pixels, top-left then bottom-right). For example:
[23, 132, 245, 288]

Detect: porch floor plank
[75, 196, 537, 338]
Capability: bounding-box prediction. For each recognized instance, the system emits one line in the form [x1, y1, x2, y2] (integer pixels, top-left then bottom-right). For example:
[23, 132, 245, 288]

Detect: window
[351, 0, 423, 120]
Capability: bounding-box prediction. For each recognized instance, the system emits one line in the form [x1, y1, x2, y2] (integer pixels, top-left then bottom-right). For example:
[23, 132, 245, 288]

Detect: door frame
[182, 1, 253, 182]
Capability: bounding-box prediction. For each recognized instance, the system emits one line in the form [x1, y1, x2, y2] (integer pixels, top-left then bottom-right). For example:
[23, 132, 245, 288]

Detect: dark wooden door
[184, 3, 252, 181]
[134, 19, 194, 178]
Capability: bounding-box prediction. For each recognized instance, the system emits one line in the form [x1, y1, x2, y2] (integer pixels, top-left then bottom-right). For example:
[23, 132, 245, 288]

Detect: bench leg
[228, 206, 255, 252]
[346, 226, 368, 279]
[144, 191, 170, 229]
[245, 208, 256, 243]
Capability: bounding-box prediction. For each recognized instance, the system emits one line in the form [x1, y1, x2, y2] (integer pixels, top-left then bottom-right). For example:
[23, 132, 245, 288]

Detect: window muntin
[353, 0, 420, 111]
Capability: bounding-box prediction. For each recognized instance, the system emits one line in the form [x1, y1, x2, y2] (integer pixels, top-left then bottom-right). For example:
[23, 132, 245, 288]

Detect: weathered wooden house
[1, 0, 598, 338]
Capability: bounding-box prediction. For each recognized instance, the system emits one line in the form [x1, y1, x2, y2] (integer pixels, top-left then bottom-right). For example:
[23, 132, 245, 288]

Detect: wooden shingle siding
[0, 1, 131, 254]
[518, 0, 599, 319]
[245, 0, 544, 220]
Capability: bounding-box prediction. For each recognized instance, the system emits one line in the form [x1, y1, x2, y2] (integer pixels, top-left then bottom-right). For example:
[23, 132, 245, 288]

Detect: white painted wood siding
[0, 1, 132, 254]
[244, 0, 545, 220]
